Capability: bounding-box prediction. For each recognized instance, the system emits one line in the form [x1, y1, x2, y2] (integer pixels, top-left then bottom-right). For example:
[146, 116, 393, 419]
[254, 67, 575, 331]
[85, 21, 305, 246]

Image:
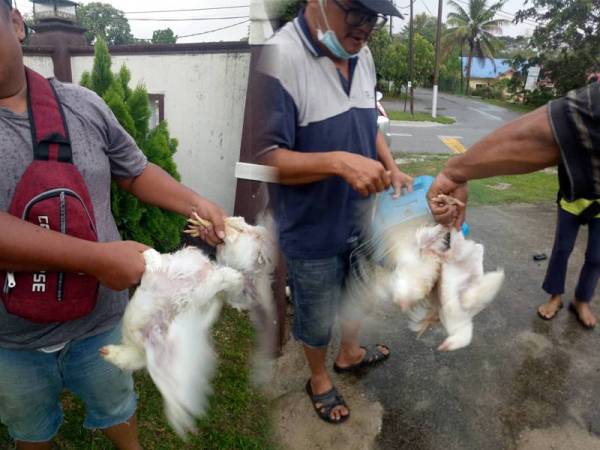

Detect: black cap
[355, 0, 404, 18]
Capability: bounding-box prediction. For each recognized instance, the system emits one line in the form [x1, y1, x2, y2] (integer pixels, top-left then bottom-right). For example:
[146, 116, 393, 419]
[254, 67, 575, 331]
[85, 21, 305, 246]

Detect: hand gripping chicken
[100, 215, 275, 438]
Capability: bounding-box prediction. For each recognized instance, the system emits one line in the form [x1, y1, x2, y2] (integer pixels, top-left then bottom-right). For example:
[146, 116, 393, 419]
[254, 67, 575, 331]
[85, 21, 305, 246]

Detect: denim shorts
[0, 324, 136, 443]
[287, 246, 361, 348]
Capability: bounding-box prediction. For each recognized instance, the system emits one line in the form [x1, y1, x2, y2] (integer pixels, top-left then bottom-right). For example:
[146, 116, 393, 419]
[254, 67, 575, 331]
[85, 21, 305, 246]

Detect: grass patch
[476, 98, 538, 114]
[387, 111, 455, 124]
[0, 307, 274, 450]
[395, 153, 558, 205]
[380, 93, 408, 102]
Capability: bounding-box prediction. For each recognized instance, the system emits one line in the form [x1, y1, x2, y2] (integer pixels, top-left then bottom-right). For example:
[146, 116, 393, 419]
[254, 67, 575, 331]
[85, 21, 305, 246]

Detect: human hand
[336, 152, 391, 197]
[427, 170, 468, 229]
[90, 241, 150, 291]
[189, 198, 227, 246]
[390, 168, 413, 199]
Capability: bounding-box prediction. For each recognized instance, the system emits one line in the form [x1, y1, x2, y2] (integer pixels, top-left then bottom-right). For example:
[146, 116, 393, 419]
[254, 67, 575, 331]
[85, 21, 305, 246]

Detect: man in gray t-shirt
[0, 3, 227, 448]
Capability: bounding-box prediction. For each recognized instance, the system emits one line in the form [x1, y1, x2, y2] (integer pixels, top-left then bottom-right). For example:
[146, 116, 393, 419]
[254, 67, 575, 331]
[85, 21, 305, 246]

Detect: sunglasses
[331, 0, 388, 31]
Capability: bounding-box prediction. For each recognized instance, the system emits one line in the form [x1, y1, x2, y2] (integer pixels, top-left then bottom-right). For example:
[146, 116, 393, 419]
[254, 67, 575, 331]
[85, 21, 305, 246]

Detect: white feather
[100, 216, 276, 438]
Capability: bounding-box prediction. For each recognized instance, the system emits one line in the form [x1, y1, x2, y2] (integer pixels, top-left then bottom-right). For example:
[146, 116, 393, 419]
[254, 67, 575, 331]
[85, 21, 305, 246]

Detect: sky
[15, 0, 539, 43]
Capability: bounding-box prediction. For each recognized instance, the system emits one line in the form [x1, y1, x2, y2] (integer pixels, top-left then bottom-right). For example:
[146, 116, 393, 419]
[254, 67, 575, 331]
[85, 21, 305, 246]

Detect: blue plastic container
[371, 175, 469, 238]
[371, 175, 435, 238]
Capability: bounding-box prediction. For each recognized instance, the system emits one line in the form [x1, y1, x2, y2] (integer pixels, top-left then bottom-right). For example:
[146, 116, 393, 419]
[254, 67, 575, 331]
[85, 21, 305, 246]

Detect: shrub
[80, 39, 185, 252]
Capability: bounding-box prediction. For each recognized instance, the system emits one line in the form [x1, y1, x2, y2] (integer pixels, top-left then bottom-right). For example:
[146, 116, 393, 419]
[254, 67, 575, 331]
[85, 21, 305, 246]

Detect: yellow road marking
[439, 136, 467, 154]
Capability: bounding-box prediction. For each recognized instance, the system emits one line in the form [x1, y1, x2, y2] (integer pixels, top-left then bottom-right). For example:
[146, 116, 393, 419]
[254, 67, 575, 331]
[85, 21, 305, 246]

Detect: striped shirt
[549, 82, 600, 201]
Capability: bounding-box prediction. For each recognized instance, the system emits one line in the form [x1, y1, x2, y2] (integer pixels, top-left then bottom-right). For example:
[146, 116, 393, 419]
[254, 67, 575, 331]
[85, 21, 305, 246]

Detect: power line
[124, 6, 249, 15]
[177, 19, 250, 39]
[129, 15, 249, 22]
[419, 0, 434, 16]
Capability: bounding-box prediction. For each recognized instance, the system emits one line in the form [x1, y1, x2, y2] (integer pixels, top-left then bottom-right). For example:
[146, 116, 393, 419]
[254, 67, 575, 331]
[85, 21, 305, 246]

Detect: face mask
[317, 0, 358, 60]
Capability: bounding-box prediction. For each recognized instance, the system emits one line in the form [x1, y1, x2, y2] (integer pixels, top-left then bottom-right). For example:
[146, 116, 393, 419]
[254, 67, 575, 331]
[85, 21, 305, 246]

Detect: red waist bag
[0, 68, 99, 323]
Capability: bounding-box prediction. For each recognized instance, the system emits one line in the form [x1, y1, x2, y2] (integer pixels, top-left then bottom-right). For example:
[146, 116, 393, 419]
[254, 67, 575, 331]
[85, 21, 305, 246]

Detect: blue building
[460, 57, 513, 90]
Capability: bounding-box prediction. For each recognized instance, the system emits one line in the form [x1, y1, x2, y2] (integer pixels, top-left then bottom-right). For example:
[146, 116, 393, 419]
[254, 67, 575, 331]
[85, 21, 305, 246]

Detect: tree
[400, 13, 439, 44]
[413, 34, 435, 86]
[266, 0, 305, 29]
[385, 40, 408, 94]
[369, 28, 394, 83]
[495, 35, 533, 59]
[80, 40, 185, 252]
[439, 47, 463, 93]
[152, 28, 177, 44]
[515, 0, 600, 94]
[77, 2, 134, 46]
[444, 0, 509, 94]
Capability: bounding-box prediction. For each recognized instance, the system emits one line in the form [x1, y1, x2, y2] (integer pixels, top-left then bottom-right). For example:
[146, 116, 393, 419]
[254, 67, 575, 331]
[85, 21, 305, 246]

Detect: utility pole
[408, 0, 414, 115]
[431, 0, 443, 118]
[389, 3, 393, 37]
[460, 47, 464, 94]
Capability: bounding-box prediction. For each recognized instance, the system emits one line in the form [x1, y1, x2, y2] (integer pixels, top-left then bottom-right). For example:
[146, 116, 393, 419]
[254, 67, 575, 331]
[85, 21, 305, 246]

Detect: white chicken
[353, 216, 503, 351]
[405, 227, 504, 351]
[100, 216, 275, 438]
[434, 228, 505, 351]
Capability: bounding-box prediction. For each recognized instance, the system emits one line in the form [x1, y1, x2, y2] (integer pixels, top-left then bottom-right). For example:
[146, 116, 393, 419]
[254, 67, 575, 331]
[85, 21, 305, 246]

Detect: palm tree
[445, 0, 509, 94]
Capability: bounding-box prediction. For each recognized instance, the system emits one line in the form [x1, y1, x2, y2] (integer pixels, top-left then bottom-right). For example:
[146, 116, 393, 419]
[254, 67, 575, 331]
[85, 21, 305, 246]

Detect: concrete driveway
[270, 203, 600, 450]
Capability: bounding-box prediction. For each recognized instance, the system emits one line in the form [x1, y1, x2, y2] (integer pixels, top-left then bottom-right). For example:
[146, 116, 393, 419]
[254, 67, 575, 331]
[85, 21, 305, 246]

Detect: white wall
[71, 51, 250, 214]
[23, 55, 54, 78]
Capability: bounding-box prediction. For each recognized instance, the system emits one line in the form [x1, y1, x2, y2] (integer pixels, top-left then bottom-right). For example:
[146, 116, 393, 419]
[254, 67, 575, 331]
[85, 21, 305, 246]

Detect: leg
[539, 208, 580, 319]
[0, 347, 64, 448]
[100, 415, 142, 450]
[336, 320, 365, 366]
[334, 320, 389, 368]
[572, 216, 600, 327]
[336, 249, 389, 368]
[304, 345, 348, 421]
[287, 256, 348, 422]
[62, 325, 140, 450]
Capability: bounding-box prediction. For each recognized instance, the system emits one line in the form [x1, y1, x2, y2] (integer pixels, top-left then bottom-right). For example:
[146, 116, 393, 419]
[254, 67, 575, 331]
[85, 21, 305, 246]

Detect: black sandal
[305, 380, 349, 424]
[333, 344, 390, 374]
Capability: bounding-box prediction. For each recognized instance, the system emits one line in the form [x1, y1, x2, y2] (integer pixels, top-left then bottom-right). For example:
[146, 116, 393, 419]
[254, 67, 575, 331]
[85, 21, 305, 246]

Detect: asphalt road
[383, 88, 522, 155]
[357, 204, 600, 450]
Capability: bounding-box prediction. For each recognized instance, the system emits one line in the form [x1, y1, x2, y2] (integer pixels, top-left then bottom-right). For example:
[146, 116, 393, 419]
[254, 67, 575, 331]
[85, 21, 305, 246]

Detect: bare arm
[443, 105, 560, 183]
[259, 148, 342, 185]
[428, 105, 560, 227]
[261, 146, 392, 197]
[0, 212, 147, 291]
[116, 163, 226, 245]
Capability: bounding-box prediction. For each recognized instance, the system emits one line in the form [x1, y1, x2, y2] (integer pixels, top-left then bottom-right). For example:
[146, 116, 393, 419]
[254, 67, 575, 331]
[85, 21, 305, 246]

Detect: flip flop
[333, 344, 390, 374]
[568, 302, 597, 329]
[305, 380, 349, 424]
[537, 301, 563, 320]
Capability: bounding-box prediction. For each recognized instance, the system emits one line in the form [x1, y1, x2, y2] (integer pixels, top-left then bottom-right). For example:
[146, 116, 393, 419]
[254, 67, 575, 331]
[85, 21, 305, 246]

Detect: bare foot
[310, 374, 349, 422]
[537, 295, 563, 320]
[571, 300, 597, 328]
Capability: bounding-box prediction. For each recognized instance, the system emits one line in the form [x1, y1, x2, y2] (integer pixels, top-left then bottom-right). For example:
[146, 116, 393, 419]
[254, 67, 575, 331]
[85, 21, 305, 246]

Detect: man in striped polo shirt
[259, 0, 412, 424]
